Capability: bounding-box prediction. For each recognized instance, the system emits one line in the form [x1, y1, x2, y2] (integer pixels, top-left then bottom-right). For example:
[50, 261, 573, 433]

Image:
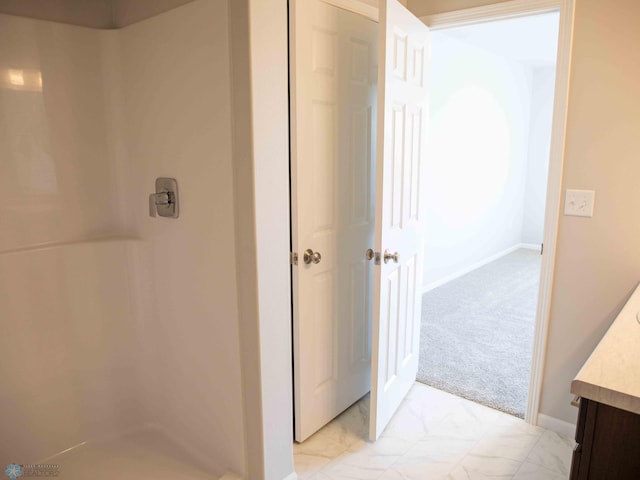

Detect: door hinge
[290, 252, 298, 266]
[541, 243, 544, 255]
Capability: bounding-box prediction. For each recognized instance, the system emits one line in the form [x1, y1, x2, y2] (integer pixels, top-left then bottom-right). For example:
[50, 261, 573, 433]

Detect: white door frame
[242, 0, 574, 477]
[295, 0, 576, 426]
[420, 0, 576, 426]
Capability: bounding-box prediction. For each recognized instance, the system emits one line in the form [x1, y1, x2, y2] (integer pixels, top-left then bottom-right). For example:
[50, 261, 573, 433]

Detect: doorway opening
[288, 0, 571, 465]
[416, 12, 561, 419]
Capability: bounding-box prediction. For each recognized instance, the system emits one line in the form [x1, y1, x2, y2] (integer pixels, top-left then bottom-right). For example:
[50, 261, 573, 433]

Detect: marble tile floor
[294, 383, 574, 480]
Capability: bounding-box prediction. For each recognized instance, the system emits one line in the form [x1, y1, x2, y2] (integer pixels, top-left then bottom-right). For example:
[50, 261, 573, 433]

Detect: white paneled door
[290, 0, 378, 442]
[369, 0, 430, 441]
[291, 0, 429, 443]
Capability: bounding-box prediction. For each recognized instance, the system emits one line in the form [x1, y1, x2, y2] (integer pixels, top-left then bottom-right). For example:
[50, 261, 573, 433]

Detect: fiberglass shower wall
[0, 0, 245, 476]
[0, 13, 138, 462]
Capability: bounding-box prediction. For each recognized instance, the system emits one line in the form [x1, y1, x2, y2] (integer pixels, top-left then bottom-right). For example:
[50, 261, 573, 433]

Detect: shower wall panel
[0, 14, 126, 252]
[0, 240, 143, 463]
[115, 0, 246, 475]
[0, 14, 140, 464]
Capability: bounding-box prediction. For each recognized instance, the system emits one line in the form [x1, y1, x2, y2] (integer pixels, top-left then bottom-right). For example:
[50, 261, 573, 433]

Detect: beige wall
[408, 0, 640, 425]
[540, 0, 640, 423]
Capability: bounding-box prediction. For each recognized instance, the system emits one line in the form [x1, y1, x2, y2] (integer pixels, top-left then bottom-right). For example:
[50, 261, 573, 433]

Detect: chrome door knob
[383, 249, 399, 264]
[303, 249, 322, 265]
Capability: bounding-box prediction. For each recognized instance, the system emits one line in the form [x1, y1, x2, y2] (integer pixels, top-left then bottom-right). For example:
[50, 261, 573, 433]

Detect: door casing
[235, 0, 576, 477]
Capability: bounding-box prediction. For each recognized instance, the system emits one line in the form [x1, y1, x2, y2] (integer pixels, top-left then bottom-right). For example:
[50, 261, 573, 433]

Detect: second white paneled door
[290, 0, 378, 442]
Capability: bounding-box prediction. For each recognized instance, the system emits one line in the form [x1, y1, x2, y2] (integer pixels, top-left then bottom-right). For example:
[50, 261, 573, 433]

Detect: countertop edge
[571, 379, 640, 416]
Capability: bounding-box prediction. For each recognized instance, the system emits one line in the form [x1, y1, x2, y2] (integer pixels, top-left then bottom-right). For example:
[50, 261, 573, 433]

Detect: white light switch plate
[564, 189, 595, 217]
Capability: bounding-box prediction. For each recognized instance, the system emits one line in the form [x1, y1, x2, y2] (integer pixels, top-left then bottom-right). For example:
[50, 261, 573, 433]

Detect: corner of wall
[228, 0, 267, 478]
[244, 0, 296, 479]
[99, 29, 130, 232]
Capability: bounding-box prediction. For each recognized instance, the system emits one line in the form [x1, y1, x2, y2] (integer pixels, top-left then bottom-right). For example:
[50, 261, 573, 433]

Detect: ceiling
[0, 0, 196, 29]
[0, 1, 560, 62]
[442, 12, 561, 66]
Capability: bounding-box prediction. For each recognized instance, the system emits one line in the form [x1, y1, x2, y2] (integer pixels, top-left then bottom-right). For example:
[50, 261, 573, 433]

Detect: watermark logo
[4, 465, 22, 480]
[4, 464, 58, 478]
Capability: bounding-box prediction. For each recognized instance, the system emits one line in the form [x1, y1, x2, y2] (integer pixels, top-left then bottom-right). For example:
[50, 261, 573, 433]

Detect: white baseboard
[520, 242, 541, 251]
[536, 413, 576, 439]
[422, 244, 522, 293]
[281, 473, 298, 480]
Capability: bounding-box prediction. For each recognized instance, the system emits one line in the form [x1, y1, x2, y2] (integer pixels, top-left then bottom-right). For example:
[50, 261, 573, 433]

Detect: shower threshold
[45, 426, 218, 479]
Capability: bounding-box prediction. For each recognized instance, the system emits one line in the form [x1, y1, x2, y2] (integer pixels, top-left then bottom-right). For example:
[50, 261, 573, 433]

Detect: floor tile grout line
[510, 455, 529, 479]
[520, 431, 571, 476]
[518, 428, 545, 465]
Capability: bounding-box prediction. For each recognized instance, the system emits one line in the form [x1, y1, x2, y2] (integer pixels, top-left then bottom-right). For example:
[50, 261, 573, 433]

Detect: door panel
[291, 0, 378, 442]
[370, 0, 430, 441]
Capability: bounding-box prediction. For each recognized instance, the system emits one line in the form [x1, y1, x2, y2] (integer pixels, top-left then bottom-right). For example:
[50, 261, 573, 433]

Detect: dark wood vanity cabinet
[570, 398, 640, 479]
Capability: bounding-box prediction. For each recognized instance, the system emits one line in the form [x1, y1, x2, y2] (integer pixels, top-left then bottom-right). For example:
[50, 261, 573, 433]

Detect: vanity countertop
[571, 283, 640, 415]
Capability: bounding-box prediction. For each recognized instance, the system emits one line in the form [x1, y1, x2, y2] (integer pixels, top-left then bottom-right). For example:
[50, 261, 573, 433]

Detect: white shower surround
[0, 1, 245, 477]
